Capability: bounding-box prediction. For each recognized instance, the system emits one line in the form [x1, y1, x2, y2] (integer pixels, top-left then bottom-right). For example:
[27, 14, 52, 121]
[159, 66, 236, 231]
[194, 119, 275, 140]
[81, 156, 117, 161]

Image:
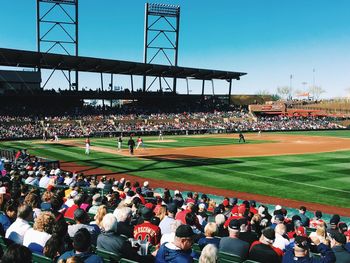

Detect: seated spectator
[40, 190, 53, 211]
[198, 222, 220, 250]
[296, 206, 310, 227]
[199, 244, 218, 263]
[1, 243, 32, 263]
[89, 205, 107, 229]
[65, 194, 84, 219]
[23, 211, 55, 253]
[43, 234, 65, 261]
[175, 202, 194, 224]
[134, 207, 161, 246]
[97, 213, 154, 262]
[309, 210, 324, 228]
[238, 217, 259, 246]
[5, 204, 33, 244]
[215, 214, 229, 237]
[160, 220, 182, 245]
[88, 194, 102, 214]
[156, 224, 195, 263]
[283, 235, 335, 262]
[159, 203, 177, 235]
[309, 222, 329, 245]
[24, 192, 41, 219]
[114, 206, 133, 238]
[58, 228, 103, 263]
[330, 232, 350, 262]
[67, 208, 97, 244]
[273, 223, 290, 251]
[0, 199, 18, 233]
[248, 227, 283, 263]
[219, 219, 249, 260]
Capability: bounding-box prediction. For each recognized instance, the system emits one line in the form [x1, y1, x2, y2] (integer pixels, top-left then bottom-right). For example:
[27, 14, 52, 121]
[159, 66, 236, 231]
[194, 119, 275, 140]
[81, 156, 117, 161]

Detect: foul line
[175, 158, 350, 194]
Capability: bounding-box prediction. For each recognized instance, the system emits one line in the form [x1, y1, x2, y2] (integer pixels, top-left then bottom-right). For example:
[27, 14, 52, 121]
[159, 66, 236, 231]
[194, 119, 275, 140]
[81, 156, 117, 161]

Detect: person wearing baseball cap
[282, 235, 336, 263]
[155, 224, 195, 263]
[330, 232, 350, 262]
[248, 227, 283, 263]
[134, 207, 161, 246]
[219, 219, 250, 260]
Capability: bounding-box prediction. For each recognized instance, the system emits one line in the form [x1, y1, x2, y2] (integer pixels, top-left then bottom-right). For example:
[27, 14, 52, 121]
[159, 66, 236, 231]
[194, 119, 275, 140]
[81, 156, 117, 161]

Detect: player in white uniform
[85, 137, 90, 155]
[158, 130, 163, 141]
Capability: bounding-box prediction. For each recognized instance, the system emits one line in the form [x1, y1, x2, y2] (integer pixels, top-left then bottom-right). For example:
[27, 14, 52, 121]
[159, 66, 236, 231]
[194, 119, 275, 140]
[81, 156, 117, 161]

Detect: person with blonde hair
[198, 222, 220, 249]
[90, 205, 107, 229]
[309, 221, 329, 245]
[23, 211, 56, 253]
[199, 244, 218, 263]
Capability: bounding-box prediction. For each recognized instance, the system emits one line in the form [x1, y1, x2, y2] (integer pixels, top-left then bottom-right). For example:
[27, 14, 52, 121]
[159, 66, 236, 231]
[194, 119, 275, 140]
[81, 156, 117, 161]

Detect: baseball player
[158, 130, 163, 141]
[135, 136, 144, 150]
[239, 132, 246, 143]
[128, 136, 135, 155]
[85, 137, 90, 155]
[117, 135, 123, 151]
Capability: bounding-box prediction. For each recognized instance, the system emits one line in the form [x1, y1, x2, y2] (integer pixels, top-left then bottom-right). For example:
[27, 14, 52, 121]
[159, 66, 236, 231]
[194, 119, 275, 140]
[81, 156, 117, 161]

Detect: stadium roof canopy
[0, 48, 246, 81]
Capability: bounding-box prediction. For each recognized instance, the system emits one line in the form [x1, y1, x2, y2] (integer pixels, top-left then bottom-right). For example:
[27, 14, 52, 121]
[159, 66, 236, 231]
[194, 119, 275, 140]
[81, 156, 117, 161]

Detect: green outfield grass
[1, 130, 350, 208]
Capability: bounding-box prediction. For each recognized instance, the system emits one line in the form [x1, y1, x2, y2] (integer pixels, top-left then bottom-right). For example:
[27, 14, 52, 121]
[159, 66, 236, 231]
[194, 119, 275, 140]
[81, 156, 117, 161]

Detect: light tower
[143, 3, 180, 93]
[37, 0, 79, 90]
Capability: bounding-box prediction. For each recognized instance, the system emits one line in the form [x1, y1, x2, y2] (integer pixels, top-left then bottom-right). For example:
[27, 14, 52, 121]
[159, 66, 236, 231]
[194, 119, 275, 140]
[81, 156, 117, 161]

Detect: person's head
[315, 222, 327, 238]
[5, 199, 19, 219]
[73, 194, 84, 206]
[92, 194, 102, 206]
[299, 206, 306, 214]
[115, 206, 132, 223]
[42, 191, 53, 202]
[330, 232, 346, 247]
[24, 192, 40, 209]
[294, 236, 310, 257]
[17, 204, 33, 221]
[1, 244, 32, 263]
[260, 227, 275, 245]
[94, 205, 107, 227]
[43, 234, 64, 258]
[50, 194, 64, 212]
[73, 228, 91, 253]
[204, 222, 218, 238]
[275, 223, 287, 236]
[34, 211, 56, 234]
[185, 212, 197, 227]
[74, 208, 88, 224]
[101, 213, 117, 232]
[337, 222, 348, 234]
[315, 210, 322, 219]
[140, 207, 153, 222]
[199, 244, 218, 263]
[167, 203, 178, 216]
[228, 219, 240, 237]
[215, 214, 226, 227]
[173, 224, 195, 250]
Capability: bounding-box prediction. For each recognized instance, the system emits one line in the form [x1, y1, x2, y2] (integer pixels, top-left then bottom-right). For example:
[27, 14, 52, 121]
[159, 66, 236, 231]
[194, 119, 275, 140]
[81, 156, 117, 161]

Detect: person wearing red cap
[224, 205, 246, 228]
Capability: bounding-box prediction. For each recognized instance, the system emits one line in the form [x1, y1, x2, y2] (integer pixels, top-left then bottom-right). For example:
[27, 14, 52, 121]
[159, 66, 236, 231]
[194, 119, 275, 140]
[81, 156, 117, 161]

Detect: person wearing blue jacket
[156, 224, 195, 263]
[282, 235, 335, 263]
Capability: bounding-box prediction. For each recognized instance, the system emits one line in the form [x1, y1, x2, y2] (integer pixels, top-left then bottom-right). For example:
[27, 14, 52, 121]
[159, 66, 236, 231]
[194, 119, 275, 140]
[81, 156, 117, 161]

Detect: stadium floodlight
[39, 0, 77, 4]
[148, 3, 180, 17]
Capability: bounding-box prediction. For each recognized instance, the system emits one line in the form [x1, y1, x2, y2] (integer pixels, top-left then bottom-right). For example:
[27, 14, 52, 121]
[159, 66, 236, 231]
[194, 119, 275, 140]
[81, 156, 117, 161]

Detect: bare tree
[308, 85, 325, 100]
[277, 86, 293, 100]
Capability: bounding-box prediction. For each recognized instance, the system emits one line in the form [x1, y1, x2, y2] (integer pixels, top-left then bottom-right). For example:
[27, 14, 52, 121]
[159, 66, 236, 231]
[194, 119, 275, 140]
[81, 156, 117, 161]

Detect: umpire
[128, 136, 135, 155]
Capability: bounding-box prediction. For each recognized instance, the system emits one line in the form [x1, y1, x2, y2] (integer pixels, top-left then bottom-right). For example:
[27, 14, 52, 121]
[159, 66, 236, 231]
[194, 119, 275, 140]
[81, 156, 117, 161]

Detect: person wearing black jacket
[127, 136, 135, 155]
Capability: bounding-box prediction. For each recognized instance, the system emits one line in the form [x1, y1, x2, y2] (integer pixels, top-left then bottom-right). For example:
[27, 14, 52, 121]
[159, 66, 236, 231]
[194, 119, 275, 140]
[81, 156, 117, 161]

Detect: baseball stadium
[0, 1, 350, 263]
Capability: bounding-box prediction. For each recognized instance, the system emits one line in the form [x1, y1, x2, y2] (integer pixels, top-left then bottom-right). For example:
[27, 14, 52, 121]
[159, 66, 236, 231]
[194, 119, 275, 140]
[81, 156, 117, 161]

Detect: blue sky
[1, 0, 350, 98]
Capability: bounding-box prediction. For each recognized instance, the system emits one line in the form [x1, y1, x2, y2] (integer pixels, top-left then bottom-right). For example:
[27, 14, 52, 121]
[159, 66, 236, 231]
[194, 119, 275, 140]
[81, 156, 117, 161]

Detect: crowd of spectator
[0, 156, 349, 262]
[0, 108, 346, 140]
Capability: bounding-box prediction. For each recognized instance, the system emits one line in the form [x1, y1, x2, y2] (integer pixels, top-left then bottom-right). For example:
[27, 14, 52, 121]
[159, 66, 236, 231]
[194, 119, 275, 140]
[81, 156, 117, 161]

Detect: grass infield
[1, 130, 350, 208]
